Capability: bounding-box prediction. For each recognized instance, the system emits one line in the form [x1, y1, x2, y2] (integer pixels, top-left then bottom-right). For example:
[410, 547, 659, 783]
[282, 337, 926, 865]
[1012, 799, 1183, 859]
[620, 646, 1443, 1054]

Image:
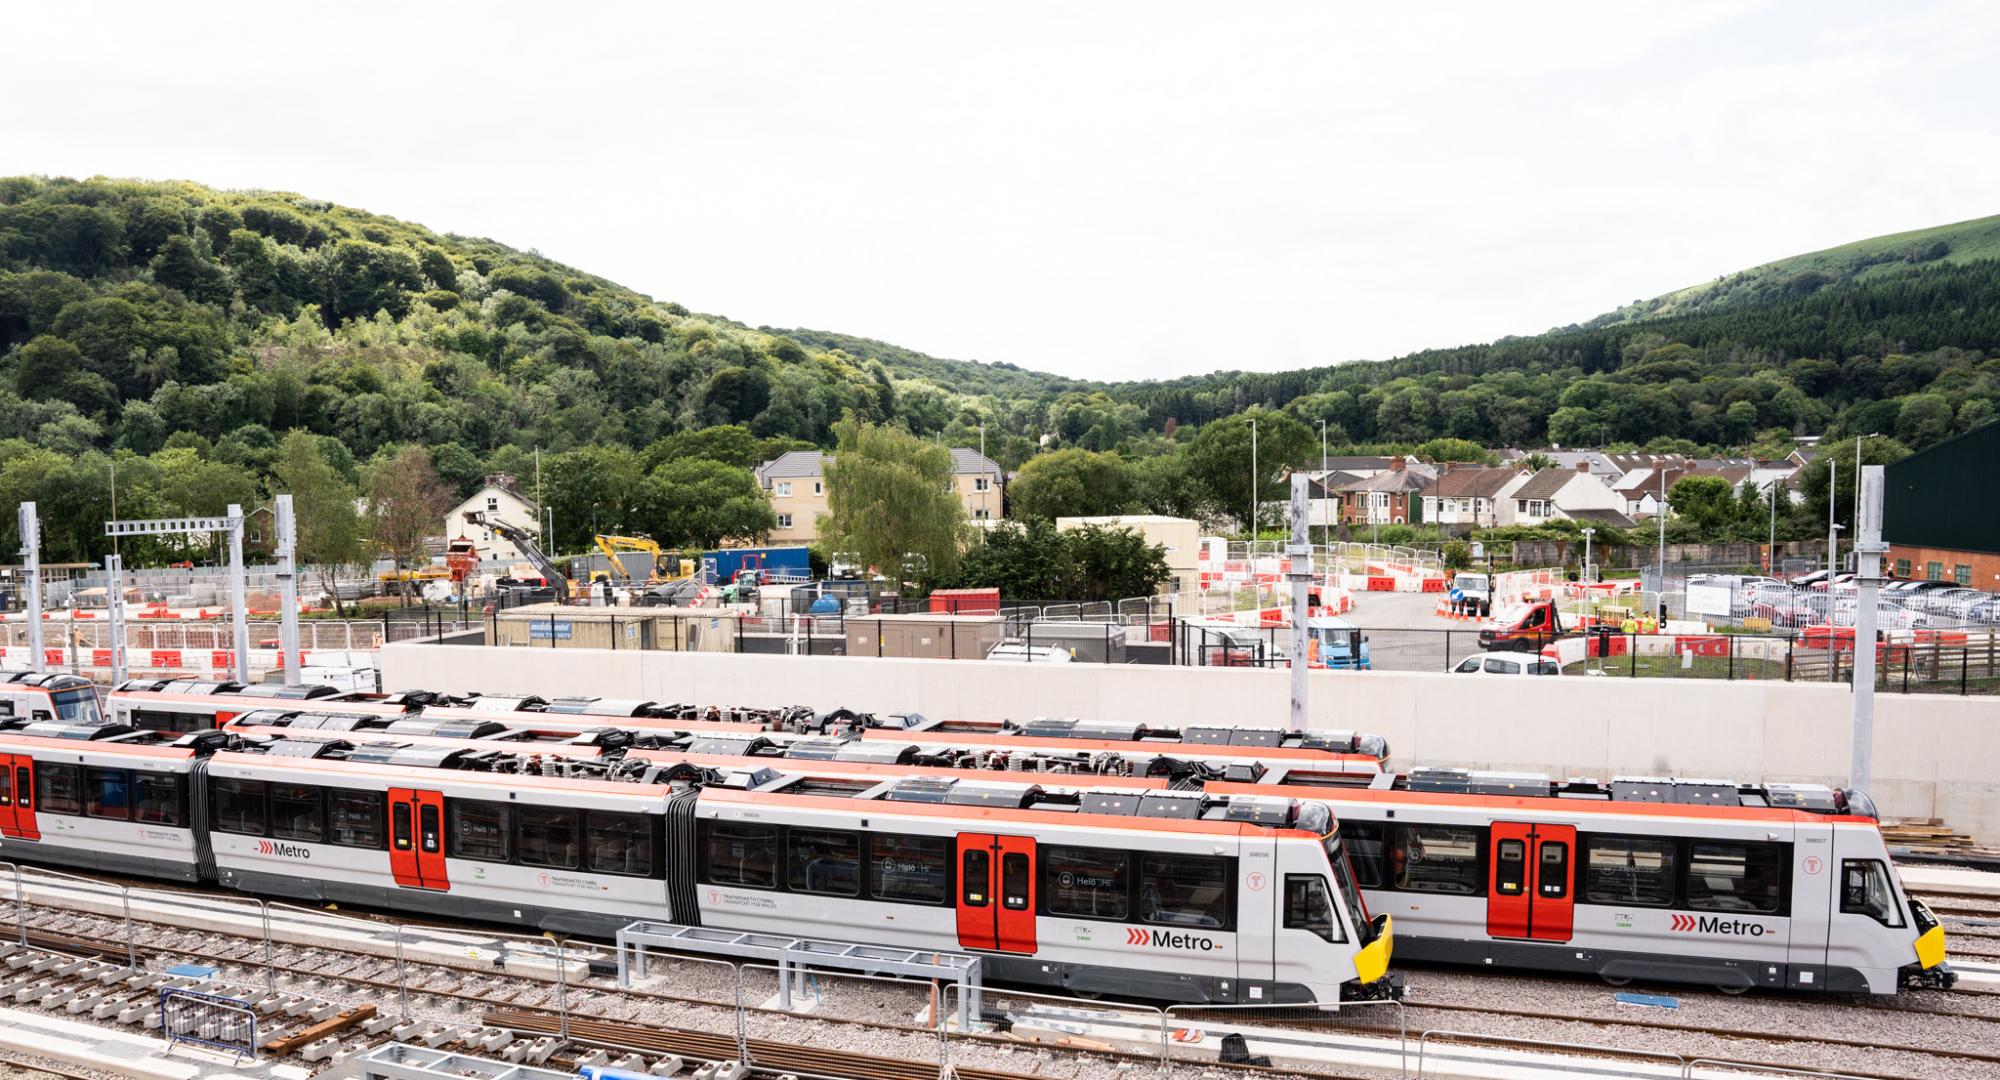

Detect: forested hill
[1576, 213, 2000, 330]
[1, 174, 1998, 562]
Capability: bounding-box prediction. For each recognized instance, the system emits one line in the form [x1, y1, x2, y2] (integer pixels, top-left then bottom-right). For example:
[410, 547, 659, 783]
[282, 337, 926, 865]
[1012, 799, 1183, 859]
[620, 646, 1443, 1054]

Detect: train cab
[0, 673, 104, 726]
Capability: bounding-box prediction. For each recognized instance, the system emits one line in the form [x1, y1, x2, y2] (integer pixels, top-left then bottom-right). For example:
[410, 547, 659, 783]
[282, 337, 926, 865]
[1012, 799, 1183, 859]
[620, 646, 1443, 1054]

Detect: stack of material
[1884, 818, 2000, 863]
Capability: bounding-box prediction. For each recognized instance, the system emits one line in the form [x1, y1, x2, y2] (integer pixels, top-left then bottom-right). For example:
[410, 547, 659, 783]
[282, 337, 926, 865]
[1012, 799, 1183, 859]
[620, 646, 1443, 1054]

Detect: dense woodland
[1, 176, 1996, 567]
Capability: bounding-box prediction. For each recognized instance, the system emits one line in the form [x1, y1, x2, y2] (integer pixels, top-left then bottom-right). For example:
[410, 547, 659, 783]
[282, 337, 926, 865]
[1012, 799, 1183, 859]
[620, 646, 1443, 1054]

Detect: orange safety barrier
[1421, 577, 1445, 593]
[1366, 576, 1394, 591]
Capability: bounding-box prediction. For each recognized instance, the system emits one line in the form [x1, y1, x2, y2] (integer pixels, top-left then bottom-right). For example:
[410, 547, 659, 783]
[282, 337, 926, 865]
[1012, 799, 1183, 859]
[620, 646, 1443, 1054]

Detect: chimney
[1575, 461, 1591, 473]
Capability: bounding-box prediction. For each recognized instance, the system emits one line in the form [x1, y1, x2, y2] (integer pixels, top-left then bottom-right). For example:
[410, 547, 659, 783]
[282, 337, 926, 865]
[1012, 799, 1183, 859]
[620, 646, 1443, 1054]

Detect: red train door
[1486, 822, 1574, 942]
[955, 833, 1037, 954]
[0, 755, 37, 842]
[387, 789, 449, 891]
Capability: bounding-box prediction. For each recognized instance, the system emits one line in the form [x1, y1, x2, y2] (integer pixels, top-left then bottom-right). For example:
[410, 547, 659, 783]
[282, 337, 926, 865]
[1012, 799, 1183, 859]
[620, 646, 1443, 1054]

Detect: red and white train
[0, 719, 1393, 1005]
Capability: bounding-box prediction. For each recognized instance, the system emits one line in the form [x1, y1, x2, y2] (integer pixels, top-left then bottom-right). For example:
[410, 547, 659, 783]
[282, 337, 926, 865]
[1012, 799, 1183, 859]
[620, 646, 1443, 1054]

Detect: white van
[1451, 651, 1560, 676]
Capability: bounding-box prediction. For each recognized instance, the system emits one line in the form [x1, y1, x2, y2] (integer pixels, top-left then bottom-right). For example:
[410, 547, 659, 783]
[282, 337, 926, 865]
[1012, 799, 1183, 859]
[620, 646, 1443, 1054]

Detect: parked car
[1452, 651, 1561, 676]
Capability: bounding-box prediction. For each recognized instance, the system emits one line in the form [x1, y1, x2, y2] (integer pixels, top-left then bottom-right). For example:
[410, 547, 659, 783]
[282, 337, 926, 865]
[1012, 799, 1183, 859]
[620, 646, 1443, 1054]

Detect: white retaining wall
[381, 643, 2000, 842]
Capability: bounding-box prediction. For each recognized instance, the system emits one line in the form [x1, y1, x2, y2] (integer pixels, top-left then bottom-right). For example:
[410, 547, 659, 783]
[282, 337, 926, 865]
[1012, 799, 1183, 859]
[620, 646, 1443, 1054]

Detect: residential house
[444, 474, 540, 564]
[1419, 465, 1531, 530]
[1499, 465, 1630, 527]
[1499, 449, 1623, 481]
[755, 450, 832, 544]
[1336, 460, 1437, 525]
[755, 447, 1006, 543]
[1315, 455, 1394, 479]
[1308, 472, 1364, 531]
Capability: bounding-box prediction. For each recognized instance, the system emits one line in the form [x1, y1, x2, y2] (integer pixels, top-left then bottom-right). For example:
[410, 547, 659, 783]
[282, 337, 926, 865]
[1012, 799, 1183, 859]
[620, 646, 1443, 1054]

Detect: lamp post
[1828, 457, 1838, 574]
[1852, 433, 1878, 548]
[1248, 417, 1259, 539]
[1319, 419, 1328, 549]
[1581, 527, 1595, 585]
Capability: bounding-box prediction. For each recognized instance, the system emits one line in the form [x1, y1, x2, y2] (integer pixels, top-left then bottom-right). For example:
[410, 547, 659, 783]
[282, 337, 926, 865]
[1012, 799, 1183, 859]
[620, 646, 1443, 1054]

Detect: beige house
[755, 448, 1007, 543]
[444, 474, 540, 563]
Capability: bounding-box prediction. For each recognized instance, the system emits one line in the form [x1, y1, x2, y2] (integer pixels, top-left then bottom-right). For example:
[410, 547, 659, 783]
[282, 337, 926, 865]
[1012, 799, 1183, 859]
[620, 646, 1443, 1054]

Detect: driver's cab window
[1283, 874, 1344, 943]
[1525, 608, 1545, 628]
[1839, 860, 1903, 927]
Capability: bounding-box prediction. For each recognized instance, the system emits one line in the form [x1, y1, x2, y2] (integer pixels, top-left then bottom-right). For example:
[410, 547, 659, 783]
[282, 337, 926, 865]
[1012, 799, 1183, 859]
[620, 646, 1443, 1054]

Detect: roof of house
[1560, 507, 1639, 529]
[949, 448, 1004, 475]
[455, 480, 538, 514]
[1320, 455, 1393, 472]
[1310, 471, 1364, 498]
[1344, 467, 1432, 494]
[755, 450, 832, 483]
[1511, 469, 1585, 501]
[1613, 466, 1683, 496]
[1422, 466, 1525, 499]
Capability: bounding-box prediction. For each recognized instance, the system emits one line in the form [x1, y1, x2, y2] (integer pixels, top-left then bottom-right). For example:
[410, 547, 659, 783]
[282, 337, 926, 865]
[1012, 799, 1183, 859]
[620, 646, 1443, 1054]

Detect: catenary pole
[227, 504, 250, 683]
[275, 495, 300, 687]
[104, 554, 126, 684]
[1287, 473, 1311, 733]
[1851, 465, 1886, 794]
[18, 503, 42, 673]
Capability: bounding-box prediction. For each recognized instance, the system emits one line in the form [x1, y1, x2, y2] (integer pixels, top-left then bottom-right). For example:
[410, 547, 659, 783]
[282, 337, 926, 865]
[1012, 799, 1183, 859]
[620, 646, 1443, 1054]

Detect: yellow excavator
[587, 534, 698, 585]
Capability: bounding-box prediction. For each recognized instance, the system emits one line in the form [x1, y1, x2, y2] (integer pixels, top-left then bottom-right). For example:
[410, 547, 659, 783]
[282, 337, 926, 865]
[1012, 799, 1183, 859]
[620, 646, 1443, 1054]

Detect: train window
[1139, 854, 1231, 928]
[134, 775, 185, 827]
[788, 828, 861, 896]
[392, 803, 411, 851]
[212, 778, 267, 835]
[1686, 842, 1785, 914]
[517, 807, 580, 870]
[270, 784, 324, 842]
[1340, 821, 1388, 888]
[33, 764, 81, 816]
[328, 790, 386, 849]
[1042, 847, 1128, 920]
[585, 811, 655, 877]
[1495, 839, 1526, 896]
[14, 765, 28, 810]
[1539, 842, 1569, 899]
[869, 834, 950, 905]
[0, 766, 11, 807]
[1393, 825, 1483, 895]
[448, 800, 512, 862]
[419, 804, 441, 854]
[1583, 835, 1675, 906]
[84, 768, 131, 821]
[1839, 860, 1904, 928]
[961, 849, 990, 907]
[1001, 853, 1030, 911]
[1283, 875, 1342, 943]
[702, 822, 778, 889]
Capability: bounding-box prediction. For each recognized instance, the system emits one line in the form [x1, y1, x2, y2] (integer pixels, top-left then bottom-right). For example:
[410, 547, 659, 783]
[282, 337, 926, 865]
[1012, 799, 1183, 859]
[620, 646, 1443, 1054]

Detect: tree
[1007, 449, 1133, 521]
[1896, 395, 1955, 448]
[1183, 410, 1314, 532]
[269, 431, 367, 614]
[1668, 475, 1738, 537]
[638, 458, 776, 549]
[1793, 436, 1911, 533]
[947, 519, 1169, 603]
[1411, 437, 1491, 464]
[366, 445, 455, 601]
[821, 418, 966, 584]
[642, 425, 766, 470]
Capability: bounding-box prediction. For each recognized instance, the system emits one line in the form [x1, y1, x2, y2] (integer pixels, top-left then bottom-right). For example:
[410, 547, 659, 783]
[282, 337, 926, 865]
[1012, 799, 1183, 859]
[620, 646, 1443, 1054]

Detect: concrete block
[6, 952, 36, 970]
[283, 996, 315, 1017]
[500, 1041, 532, 1063]
[308, 1003, 340, 1022]
[40, 987, 76, 1008]
[14, 981, 51, 1002]
[419, 1027, 454, 1048]
[650, 1057, 684, 1075]
[362, 1014, 397, 1035]
[141, 1009, 161, 1030]
[93, 966, 128, 985]
[92, 998, 123, 1020]
[28, 955, 61, 973]
[389, 1021, 423, 1041]
[574, 1049, 608, 1066]
[693, 1065, 719, 1080]
[610, 1054, 647, 1070]
[525, 1036, 558, 1064]
[52, 959, 91, 976]
[474, 1029, 510, 1052]
[301, 1037, 341, 1063]
[117, 1003, 149, 1024]
[64, 991, 102, 1014]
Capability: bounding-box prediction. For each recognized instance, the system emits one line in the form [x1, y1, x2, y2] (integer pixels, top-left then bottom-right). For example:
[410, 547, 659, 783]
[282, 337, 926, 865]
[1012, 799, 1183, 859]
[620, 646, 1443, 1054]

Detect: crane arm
[465, 511, 570, 602]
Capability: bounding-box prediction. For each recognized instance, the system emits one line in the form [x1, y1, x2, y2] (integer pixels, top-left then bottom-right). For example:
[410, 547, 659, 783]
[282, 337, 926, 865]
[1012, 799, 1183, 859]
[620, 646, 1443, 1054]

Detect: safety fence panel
[160, 986, 257, 1059]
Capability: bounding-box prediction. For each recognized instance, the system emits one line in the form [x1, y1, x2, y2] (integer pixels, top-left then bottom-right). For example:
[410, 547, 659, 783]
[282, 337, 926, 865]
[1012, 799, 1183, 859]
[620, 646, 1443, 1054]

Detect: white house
[1419, 466, 1531, 529]
[1499, 466, 1630, 527]
[445, 474, 540, 564]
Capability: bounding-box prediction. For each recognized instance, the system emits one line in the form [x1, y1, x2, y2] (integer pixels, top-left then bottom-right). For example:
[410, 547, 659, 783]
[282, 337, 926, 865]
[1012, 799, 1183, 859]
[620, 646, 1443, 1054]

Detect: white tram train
[1210, 769, 1951, 994]
[0, 720, 1394, 1005]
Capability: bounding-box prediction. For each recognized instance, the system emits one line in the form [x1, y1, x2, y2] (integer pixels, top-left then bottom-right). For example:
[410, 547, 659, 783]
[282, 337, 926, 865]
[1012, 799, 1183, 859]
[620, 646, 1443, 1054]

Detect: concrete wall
[380, 643, 2000, 841]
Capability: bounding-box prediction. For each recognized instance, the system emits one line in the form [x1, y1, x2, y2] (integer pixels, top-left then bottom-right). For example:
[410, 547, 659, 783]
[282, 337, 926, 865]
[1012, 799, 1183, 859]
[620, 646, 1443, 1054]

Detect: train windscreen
[51, 689, 103, 726]
[1324, 833, 1376, 944]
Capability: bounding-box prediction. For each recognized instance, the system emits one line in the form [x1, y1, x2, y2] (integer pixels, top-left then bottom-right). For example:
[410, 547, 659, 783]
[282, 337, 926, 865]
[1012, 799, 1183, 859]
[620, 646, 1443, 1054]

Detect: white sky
[4, 2, 1997, 382]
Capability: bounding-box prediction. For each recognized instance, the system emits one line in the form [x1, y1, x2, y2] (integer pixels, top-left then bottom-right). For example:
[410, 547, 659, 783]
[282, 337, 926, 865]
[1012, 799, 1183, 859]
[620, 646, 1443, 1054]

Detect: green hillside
[1581, 213, 2000, 329]
[0, 173, 1997, 565]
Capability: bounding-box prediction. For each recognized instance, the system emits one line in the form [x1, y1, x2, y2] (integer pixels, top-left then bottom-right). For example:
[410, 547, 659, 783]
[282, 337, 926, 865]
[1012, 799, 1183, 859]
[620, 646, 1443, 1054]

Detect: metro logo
[254, 840, 311, 859]
[1125, 927, 1218, 951]
[1670, 913, 1768, 936]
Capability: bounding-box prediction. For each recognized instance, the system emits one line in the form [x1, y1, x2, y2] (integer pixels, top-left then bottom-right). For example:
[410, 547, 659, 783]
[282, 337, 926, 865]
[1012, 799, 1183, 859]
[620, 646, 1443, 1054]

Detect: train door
[1486, 822, 1574, 942]
[955, 833, 1037, 954]
[387, 789, 449, 891]
[0, 755, 36, 842]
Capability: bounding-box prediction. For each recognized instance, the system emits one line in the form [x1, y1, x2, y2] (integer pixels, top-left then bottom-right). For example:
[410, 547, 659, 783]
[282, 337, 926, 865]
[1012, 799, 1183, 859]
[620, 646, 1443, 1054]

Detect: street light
[1581, 527, 1595, 584]
[1853, 433, 1879, 540]
[1248, 417, 1259, 539]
